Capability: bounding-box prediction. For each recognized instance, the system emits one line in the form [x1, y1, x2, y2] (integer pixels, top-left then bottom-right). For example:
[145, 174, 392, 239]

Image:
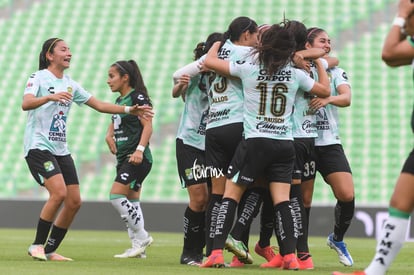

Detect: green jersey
[112, 89, 152, 163]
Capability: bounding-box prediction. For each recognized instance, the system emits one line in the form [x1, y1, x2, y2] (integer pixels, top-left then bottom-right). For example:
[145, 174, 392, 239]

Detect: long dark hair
[222, 16, 258, 43]
[256, 24, 296, 76]
[283, 20, 307, 51]
[194, 32, 224, 92]
[39, 38, 63, 70]
[193, 32, 223, 60]
[112, 60, 152, 105]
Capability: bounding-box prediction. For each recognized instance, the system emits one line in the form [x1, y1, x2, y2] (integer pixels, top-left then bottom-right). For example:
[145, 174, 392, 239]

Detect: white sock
[365, 216, 409, 275]
[110, 196, 140, 233]
[131, 200, 148, 239]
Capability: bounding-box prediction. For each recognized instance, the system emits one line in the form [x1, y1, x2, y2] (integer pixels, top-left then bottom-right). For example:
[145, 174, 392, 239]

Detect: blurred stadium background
[0, 0, 410, 207]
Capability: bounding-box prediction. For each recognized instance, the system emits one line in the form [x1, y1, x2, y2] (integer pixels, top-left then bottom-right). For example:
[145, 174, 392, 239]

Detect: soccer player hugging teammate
[200, 22, 330, 269]
[301, 27, 355, 267]
[202, 16, 259, 260]
[172, 32, 223, 266]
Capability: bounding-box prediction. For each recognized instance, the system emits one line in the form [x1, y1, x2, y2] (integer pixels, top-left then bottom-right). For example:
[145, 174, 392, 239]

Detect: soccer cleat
[332, 272, 366, 275]
[297, 253, 314, 270]
[254, 242, 276, 262]
[138, 250, 147, 258]
[114, 248, 146, 258]
[200, 249, 225, 268]
[260, 253, 283, 268]
[224, 235, 253, 264]
[282, 253, 299, 270]
[180, 253, 203, 266]
[28, 244, 47, 261]
[327, 233, 354, 266]
[114, 248, 133, 258]
[229, 255, 245, 267]
[46, 252, 73, 261]
[129, 235, 153, 258]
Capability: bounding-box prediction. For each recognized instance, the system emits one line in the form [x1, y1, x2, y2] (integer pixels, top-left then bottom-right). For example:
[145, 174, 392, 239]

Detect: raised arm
[382, 0, 414, 67]
[172, 74, 190, 99]
[204, 42, 231, 77]
[173, 60, 202, 83]
[309, 58, 331, 98]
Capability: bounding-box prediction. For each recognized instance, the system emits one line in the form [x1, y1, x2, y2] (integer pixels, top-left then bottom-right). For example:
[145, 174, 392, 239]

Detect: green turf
[0, 228, 413, 274]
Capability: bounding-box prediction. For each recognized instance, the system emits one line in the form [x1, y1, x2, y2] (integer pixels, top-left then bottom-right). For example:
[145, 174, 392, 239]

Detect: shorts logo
[185, 168, 194, 180]
[120, 172, 129, 181]
[191, 159, 224, 181]
[43, 161, 55, 172]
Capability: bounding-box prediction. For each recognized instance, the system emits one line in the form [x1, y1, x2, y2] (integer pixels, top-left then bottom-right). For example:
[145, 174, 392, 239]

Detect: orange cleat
[254, 242, 276, 262]
[229, 255, 245, 267]
[260, 253, 283, 268]
[200, 249, 225, 268]
[297, 253, 314, 270]
[282, 253, 299, 270]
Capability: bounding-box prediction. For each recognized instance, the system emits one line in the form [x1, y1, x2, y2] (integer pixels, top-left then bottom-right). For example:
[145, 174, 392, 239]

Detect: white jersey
[176, 73, 210, 150]
[229, 59, 315, 140]
[292, 89, 317, 138]
[315, 66, 350, 146]
[292, 58, 329, 138]
[23, 69, 92, 156]
[207, 39, 253, 129]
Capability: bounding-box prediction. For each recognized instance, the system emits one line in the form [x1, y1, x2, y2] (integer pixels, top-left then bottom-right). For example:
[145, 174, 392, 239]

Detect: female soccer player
[23, 38, 152, 261]
[260, 20, 334, 270]
[200, 23, 330, 269]
[105, 60, 153, 258]
[301, 27, 355, 267]
[172, 32, 223, 266]
[333, 0, 414, 274]
[224, 21, 332, 269]
[203, 16, 258, 259]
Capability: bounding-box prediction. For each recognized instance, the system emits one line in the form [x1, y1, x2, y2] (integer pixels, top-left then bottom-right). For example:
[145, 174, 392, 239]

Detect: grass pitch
[0, 228, 413, 274]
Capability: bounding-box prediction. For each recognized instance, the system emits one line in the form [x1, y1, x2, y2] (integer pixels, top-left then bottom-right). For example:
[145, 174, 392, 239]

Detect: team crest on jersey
[50, 111, 67, 133]
[48, 111, 67, 142]
[67, 86, 73, 94]
[43, 161, 55, 172]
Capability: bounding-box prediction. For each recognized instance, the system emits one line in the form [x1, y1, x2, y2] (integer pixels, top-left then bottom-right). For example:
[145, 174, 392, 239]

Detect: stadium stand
[0, 0, 406, 205]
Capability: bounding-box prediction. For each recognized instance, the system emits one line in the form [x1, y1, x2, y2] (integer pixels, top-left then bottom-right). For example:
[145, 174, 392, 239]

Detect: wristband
[124, 106, 131, 114]
[136, 144, 145, 152]
[393, 16, 406, 28]
[393, 16, 407, 35]
[319, 58, 328, 70]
